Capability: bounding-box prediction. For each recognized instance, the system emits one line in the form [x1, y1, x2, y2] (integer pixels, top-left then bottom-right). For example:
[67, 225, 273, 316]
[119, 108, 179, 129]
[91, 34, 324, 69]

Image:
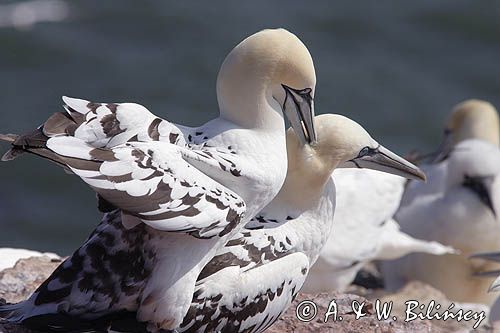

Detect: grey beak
[432, 129, 454, 163]
[470, 252, 500, 291]
[342, 145, 427, 181]
[282, 84, 316, 145]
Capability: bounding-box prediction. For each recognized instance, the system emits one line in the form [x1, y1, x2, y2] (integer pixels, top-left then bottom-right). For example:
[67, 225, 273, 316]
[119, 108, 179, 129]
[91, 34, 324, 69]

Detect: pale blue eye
[359, 146, 370, 156]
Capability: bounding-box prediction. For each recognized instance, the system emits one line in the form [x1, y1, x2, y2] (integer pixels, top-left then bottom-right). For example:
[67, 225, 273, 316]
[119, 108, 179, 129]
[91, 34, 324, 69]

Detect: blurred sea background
[0, 0, 499, 254]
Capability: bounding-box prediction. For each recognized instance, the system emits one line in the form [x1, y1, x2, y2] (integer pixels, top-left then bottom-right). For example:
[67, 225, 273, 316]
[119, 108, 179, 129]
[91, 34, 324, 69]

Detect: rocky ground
[0, 256, 494, 332]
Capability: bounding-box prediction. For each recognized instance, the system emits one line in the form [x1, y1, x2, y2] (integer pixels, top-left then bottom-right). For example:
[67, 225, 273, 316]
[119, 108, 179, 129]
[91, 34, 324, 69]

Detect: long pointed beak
[282, 84, 316, 145]
[345, 145, 427, 181]
[470, 251, 500, 263]
[432, 130, 453, 163]
[489, 276, 500, 292]
[470, 252, 500, 291]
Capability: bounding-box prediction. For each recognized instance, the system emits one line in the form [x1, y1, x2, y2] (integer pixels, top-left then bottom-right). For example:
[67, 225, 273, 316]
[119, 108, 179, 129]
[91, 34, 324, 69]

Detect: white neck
[216, 44, 285, 131]
[271, 137, 336, 211]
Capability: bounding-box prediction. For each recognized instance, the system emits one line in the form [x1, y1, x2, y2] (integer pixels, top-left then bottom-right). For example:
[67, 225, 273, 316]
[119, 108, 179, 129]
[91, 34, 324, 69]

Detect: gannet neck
[275, 135, 334, 210]
[447, 99, 500, 146]
[216, 28, 316, 131]
[272, 114, 376, 210]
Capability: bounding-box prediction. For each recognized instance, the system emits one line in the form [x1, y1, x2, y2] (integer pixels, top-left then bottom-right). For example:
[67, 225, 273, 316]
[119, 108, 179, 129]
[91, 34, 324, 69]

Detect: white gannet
[171, 114, 425, 333]
[0, 248, 60, 271]
[0, 28, 317, 331]
[382, 99, 500, 306]
[301, 168, 454, 293]
[402, 99, 500, 206]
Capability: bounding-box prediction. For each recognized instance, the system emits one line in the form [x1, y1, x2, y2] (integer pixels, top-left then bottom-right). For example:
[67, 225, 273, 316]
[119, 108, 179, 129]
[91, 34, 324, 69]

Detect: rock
[0, 256, 62, 333]
[267, 292, 431, 333]
[0, 249, 60, 272]
[377, 281, 491, 332]
[0, 256, 61, 304]
[0, 257, 494, 332]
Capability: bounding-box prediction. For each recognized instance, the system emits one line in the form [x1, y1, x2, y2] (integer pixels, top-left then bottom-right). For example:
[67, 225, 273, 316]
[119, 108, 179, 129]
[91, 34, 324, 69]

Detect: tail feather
[0, 128, 64, 166]
[2, 311, 146, 333]
[0, 134, 22, 161]
[2, 147, 24, 161]
[0, 109, 83, 165]
[0, 300, 23, 322]
[0, 134, 18, 143]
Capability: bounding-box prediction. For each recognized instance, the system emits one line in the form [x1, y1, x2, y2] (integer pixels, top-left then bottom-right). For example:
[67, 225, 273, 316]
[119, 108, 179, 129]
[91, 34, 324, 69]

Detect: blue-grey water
[0, 0, 499, 255]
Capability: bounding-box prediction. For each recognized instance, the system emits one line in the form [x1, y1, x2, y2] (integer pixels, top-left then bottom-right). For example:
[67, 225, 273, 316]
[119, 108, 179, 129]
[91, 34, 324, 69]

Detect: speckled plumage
[0, 92, 290, 332]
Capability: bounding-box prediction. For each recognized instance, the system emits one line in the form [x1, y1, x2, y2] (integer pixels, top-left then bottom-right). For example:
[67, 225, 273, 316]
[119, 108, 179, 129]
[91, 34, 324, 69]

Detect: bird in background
[0, 28, 317, 332]
[302, 166, 454, 293]
[382, 99, 500, 306]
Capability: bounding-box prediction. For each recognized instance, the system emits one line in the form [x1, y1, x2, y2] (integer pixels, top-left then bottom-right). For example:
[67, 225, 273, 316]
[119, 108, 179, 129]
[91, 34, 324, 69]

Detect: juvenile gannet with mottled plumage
[301, 168, 454, 293]
[169, 114, 426, 333]
[382, 99, 500, 306]
[0, 28, 317, 331]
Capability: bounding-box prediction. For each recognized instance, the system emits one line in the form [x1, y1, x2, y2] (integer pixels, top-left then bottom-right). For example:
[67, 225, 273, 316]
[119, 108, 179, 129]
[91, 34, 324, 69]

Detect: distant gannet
[382, 99, 500, 306]
[172, 114, 425, 333]
[402, 99, 500, 205]
[0, 28, 317, 331]
[302, 169, 454, 293]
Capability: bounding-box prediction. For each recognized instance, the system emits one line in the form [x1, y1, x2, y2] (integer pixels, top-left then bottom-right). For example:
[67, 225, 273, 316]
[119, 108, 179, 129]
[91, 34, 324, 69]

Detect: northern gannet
[173, 114, 425, 333]
[382, 99, 500, 306]
[0, 28, 317, 331]
[302, 169, 454, 293]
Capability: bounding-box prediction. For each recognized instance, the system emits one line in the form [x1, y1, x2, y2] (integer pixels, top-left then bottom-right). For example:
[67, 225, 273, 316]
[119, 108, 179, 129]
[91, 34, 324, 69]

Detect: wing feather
[2, 96, 246, 235]
[179, 252, 309, 333]
[46, 138, 245, 238]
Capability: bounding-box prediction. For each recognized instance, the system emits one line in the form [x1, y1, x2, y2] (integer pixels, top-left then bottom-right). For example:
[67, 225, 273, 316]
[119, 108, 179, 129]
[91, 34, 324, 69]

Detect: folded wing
[1, 97, 245, 237]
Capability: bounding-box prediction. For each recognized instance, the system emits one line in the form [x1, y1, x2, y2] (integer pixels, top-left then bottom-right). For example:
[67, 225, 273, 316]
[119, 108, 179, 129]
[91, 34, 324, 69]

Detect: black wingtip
[0, 134, 23, 161]
[0, 134, 18, 144]
[0, 299, 21, 322]
[1, 148, 25, 161]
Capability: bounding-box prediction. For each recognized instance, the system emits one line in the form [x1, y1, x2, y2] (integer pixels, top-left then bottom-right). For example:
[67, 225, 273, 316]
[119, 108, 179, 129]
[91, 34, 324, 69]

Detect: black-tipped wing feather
[0, 96, 246, 236]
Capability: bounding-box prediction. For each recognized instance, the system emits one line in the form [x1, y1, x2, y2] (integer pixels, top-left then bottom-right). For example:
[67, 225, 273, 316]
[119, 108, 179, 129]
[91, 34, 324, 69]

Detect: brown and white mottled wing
[177, 252, 309, 333]
[59, 96, 186, 147]
[2, 211, 150, 329]
[45, 137, 245, 238]
[196, 225, 296, 281]
[1, 96, 186, 163]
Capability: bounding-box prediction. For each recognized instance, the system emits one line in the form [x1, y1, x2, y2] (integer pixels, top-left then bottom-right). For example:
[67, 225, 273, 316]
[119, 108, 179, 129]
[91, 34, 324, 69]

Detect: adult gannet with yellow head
[0, 29, 317, 331]
[444, 99, 499, 151]
[172, 114, 425, 333]
[383, 99, 500, 306]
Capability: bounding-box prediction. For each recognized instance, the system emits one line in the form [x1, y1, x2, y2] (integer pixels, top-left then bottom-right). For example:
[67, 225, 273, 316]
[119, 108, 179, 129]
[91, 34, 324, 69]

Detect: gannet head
[448, 99, 499, 146]
[435, 100, 499, 161]
[217, 28, 316, 144]
[280, 114, 425, 208]
[313, 114, 425, 180]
